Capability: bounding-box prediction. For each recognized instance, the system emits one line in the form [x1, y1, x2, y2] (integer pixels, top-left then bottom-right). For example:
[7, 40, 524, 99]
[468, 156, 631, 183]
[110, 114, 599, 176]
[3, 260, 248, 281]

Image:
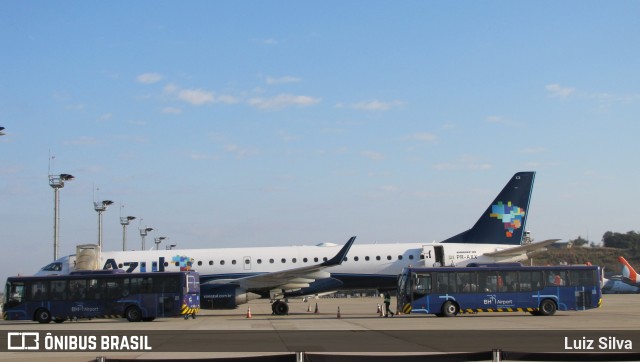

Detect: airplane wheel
[272, 300, 289, 315]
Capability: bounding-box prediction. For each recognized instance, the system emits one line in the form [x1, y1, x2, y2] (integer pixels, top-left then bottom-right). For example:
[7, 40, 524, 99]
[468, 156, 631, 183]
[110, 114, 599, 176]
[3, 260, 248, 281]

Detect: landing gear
[271, 300, 289, 315]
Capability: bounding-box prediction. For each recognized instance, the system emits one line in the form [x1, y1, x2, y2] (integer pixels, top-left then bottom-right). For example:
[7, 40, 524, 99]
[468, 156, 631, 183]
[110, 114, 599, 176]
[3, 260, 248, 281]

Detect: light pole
[94, 200, 114, 249]
[140, 227, 153, 250]
[120, 215, 136, 251]
[154, 236, 166, 250]
[167, 243, 177, 250]
[49, 173, 74, 261]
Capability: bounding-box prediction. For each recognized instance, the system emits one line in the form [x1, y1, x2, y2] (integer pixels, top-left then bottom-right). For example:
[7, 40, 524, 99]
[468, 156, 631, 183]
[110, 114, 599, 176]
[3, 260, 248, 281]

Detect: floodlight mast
[120, 215, 136, 251]
[155, 236, 166, 250]
[140, 226, 153, 250]
[49, 173, 74, 261]
[94, 200, 114, 248]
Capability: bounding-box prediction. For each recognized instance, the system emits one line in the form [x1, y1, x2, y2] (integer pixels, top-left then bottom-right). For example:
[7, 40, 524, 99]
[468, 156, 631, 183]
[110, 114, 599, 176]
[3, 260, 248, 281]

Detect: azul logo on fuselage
[102, 257, 167, 273]
[102, 255, 194, 273]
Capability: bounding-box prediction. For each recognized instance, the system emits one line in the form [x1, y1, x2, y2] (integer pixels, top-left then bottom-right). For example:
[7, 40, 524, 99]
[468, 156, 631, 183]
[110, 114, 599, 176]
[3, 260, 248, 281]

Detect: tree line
[570, 231, 640, 252]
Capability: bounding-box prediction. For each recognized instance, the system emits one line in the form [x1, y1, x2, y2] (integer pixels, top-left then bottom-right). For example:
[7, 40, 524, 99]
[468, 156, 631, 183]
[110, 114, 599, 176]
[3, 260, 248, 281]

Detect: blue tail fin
[441, 171, 535, 245]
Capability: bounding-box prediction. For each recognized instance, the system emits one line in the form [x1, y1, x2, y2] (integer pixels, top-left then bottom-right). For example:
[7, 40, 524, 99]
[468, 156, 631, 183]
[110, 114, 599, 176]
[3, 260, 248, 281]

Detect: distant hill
[527, 247, 640, 277]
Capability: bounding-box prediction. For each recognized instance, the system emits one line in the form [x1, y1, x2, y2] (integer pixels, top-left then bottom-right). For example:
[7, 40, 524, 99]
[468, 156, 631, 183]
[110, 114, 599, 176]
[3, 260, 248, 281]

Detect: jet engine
[199, 283, 260, 309]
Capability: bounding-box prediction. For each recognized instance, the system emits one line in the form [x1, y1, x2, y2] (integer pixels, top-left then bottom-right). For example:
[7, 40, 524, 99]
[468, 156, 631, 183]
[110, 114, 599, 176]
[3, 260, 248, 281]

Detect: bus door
[569, 269, 596, 310]
[422, 245, 445, 267]
[243, 256, 252, 271]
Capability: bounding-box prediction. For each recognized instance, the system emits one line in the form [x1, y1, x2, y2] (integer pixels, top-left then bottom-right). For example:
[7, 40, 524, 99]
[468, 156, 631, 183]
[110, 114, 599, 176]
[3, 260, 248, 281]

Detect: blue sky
[1, 1, 639, 283]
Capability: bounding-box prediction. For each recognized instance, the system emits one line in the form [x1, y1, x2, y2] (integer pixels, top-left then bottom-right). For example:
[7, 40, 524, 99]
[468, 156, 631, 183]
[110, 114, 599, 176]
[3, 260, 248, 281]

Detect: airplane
[602, 257, 640, 294]
[34, 171, 557, 315]
[618, 256, 639, 287]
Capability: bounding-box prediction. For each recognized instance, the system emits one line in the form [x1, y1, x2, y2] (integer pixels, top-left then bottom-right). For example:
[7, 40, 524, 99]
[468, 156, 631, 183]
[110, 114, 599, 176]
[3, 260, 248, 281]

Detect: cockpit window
[41, 262, 63, 271]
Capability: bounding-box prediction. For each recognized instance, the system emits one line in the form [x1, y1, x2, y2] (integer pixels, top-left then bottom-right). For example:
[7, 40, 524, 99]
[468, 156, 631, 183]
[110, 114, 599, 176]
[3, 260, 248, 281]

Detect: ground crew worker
[384, 292, 394, 317]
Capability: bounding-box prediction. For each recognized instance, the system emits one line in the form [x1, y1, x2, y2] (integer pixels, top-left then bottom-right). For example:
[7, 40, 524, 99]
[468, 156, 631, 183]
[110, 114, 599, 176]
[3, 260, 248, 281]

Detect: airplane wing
[484, 239, 559, 257]
[206, 236, 356, 291]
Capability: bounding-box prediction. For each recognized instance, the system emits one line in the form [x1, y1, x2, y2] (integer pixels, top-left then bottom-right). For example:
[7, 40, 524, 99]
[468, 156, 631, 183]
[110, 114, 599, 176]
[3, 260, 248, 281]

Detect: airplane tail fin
[618, 256, 638, 284]
[441, 171, 535, 245]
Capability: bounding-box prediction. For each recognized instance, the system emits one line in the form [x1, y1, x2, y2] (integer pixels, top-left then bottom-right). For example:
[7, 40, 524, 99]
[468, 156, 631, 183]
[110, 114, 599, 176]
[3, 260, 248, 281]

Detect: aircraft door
[243, 256, 252, 270]
[423, 245, 446, 267]
[434, 246, 445, 267]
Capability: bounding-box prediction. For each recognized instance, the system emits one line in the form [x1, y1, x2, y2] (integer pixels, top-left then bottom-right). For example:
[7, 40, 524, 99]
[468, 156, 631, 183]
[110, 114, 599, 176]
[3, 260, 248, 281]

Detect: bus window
[436, 272, 456, 293]
[503, 271, 518, 292]
[128, 277, 153, 294]
[50, 280, 67, 301]
[413, 273, 431, 294]
[569, 269, 594, 287]
[547, 270, 567, 286]
[86, 279, 101, 300]
[69, 280, 86, 300]
[456, 272, 476, 292]
[531, 271, 543, 290]
[8, 282, 25, 303]
[105, 278, 124, 299]
[128, 277, 145, 295]
[478, 271, 498, 292]
[31, 281, 47, 301]
[154, 276, 179, 293]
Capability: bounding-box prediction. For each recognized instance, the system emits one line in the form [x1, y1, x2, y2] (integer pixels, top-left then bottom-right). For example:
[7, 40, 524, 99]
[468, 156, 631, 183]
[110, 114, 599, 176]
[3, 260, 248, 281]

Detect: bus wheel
[35, 308, 51, 324]
[442, 301, 459, 317]
[125, 306, 142, 322]
[538, 299, 556, 316]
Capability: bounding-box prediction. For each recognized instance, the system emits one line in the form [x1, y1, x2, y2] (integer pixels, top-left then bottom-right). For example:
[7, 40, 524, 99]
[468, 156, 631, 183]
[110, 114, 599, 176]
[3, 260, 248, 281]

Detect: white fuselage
[48, 242, 525, 285]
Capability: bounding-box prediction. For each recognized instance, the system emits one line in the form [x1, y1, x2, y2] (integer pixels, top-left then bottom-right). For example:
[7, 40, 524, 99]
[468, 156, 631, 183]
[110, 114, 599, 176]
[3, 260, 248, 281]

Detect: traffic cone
[337, 307, 341, 319]
[246, 307, 252, 318]
[314, 303, 319, 314]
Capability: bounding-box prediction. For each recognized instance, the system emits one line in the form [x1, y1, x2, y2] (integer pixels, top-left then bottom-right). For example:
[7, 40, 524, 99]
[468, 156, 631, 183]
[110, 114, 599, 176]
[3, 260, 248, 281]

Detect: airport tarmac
[1, 294, 639, 361]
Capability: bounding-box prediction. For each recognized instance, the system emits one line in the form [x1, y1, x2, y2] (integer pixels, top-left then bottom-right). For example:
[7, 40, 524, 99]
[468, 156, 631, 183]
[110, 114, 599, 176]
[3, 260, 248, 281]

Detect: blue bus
[397, 264, 602, 317]
[3, 270, 200, 323]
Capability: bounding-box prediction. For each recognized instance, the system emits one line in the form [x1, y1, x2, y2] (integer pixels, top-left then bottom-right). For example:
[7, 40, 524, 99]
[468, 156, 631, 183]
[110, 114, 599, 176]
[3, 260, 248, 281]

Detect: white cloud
[277, 130, 298, 142]
[266, 76, 301, 85]
[346, 100, 405, 111]
[434, 155, 492, 171]
[405, 132, 437, 143]
[163, 84, 238, 106]
[178, 89, 215, 105]
[136, 73, 163, 84]
[98, 113, 113, 122]
[546, 83, 576, 98]
[189, 152, 219, 161]
[66, 104, 85, 111]
[248, 94, 321, 110]
[162, 107, 182, 114]
[216, 95, 239, 104]
[379, 185, 398, 192]
[485, 115, 521, 126]
[361, 150, 385, 161]
[225, 144, 259, 158]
